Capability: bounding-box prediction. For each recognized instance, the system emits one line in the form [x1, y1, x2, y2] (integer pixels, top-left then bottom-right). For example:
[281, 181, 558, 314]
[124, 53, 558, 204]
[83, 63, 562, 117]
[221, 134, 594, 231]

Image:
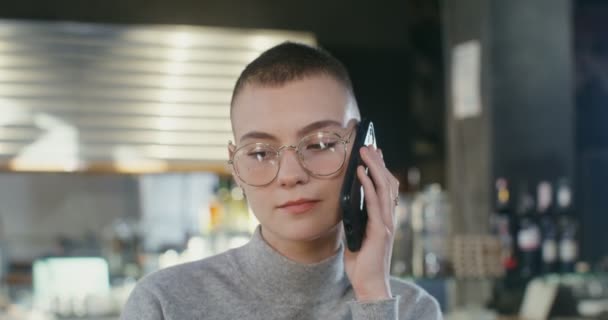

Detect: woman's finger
[377, 148, 400, 201]
[356, 164, 382, 228]
[359, 147, 393, 230]
[360, 147, 390, 205]
[376, 148, 400, 213]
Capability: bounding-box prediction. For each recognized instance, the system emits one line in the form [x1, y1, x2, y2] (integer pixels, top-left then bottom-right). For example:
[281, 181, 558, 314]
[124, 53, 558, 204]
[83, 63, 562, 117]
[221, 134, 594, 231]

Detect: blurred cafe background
[0, 0, 607, 319]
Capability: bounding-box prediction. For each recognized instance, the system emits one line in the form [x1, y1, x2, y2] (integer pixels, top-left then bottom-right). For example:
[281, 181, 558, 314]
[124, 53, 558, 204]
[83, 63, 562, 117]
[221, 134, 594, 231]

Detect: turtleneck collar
[230, 225, 351, 305]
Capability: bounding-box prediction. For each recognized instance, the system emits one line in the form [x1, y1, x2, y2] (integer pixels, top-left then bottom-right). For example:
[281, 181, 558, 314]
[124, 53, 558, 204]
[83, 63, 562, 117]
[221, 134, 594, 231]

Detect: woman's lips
[278, 200, 320, 214]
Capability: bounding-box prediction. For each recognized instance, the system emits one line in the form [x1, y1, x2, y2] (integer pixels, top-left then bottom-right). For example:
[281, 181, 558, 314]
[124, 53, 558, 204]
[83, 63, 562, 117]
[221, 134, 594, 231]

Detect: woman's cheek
[246, 192, 269, 220]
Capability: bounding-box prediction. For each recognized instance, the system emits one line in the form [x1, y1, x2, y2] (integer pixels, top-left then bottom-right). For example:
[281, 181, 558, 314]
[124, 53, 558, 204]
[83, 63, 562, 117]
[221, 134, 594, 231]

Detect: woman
[121, 42, 441, 319]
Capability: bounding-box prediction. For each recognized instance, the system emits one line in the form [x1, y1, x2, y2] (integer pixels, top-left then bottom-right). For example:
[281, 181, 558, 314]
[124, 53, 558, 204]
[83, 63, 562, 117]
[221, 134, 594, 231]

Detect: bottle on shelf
[555, 178, 578, 274]
[490, 178, 518, 281]
[537, 181, 559, 274]
[516, 181, 541, 280]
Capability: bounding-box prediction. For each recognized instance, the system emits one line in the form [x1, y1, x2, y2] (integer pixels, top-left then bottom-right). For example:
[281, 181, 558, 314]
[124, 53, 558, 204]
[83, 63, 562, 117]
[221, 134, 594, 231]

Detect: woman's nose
[275, 148, 309, 188]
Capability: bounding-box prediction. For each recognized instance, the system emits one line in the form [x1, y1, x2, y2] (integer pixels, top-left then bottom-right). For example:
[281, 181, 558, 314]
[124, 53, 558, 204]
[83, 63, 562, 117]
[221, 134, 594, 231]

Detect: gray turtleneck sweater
[121, 226, 441, 319]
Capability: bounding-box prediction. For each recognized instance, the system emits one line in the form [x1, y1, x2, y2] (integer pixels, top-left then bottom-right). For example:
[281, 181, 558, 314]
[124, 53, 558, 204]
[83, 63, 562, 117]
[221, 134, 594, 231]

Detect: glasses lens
[299, 133, 346, 176]
[234, 144, 279, 186]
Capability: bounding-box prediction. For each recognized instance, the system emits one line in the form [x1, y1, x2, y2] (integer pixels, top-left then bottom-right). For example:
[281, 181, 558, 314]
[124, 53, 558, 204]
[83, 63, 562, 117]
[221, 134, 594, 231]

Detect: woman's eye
[307, 141, 336, 150]
[247, 150, 271, 159]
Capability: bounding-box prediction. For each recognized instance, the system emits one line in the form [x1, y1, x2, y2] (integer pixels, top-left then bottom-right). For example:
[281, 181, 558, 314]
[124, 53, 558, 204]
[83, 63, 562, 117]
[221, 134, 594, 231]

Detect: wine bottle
[556, 178, 578, 274]
[491, 178, 518, 279]
[537, 181, 558, 274]
[516, 181, 541, 280]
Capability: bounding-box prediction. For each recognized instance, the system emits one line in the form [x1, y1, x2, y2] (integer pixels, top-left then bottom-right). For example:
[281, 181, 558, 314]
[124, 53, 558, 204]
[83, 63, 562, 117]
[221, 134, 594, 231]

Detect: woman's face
[229, 74, 360, 243]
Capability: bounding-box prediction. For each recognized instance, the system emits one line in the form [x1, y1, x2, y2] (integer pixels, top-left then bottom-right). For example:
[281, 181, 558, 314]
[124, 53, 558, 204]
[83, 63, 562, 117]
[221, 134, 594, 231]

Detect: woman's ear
[227, 140, 237, 176]
[227, 140, 236, 159]
[227, 140, 247, 198]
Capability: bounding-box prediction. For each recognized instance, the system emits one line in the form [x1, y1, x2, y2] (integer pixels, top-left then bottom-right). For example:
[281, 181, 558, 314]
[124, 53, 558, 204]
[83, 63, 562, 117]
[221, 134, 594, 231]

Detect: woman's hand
[343, 145, 400, 302]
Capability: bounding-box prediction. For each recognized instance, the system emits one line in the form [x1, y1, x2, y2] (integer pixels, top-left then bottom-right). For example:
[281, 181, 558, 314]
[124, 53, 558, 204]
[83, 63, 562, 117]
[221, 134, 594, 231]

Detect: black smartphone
[340, 119, 377, 252]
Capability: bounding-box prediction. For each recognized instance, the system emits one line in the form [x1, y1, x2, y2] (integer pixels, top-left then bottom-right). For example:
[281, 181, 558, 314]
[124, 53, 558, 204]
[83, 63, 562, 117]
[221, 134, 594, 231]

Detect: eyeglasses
[228, 126, 355, 187]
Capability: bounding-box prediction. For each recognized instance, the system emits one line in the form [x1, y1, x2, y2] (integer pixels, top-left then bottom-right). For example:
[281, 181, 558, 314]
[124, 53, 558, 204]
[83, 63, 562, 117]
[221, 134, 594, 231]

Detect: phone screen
[340, 119, 376, 251]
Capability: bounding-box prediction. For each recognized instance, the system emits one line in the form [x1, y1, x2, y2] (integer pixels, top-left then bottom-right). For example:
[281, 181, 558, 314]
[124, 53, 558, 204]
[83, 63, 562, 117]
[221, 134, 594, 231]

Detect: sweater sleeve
[409, 292, 442, 320]
[347, 296, 400, 320]
[347, 291, 443, 320]
[120, 283, 165, 320]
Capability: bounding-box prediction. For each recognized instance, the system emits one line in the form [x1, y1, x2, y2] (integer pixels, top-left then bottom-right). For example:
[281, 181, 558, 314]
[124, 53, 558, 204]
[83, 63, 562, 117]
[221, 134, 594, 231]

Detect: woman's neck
[260, 224, 343, 264]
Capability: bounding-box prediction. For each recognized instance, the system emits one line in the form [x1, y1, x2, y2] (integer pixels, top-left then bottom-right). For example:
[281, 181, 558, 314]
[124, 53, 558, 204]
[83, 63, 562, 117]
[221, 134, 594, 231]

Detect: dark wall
[490, 0, 574, 183]
[2, 0, 409, 48]
[575, 0, 608, 263]
[332, 47, 415, 173]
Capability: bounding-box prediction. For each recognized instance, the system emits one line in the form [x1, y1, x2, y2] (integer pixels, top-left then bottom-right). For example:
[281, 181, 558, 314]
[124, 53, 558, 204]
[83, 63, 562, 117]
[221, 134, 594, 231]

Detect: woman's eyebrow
[239, 131, 278, 142]
[239, 120, 344, 143]
[296, 120, 343, 137]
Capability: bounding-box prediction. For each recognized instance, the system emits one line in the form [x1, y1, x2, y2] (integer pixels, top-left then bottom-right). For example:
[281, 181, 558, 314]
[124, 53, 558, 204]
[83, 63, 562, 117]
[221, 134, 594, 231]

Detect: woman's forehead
[230, 76, 358, 142]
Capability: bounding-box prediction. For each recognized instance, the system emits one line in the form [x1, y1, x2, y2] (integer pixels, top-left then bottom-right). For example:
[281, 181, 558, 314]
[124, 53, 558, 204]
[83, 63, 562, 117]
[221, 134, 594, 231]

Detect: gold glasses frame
[227, 126, 357, 187]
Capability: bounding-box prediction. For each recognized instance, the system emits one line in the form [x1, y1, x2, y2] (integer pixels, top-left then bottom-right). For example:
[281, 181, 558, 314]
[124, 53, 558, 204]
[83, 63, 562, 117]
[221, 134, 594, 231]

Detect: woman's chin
[271, 219, 341, 242]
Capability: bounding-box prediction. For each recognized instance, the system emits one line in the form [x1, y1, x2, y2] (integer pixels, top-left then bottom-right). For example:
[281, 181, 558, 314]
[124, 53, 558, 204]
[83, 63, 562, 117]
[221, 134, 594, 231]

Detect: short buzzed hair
[230, 42, 355, 112]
